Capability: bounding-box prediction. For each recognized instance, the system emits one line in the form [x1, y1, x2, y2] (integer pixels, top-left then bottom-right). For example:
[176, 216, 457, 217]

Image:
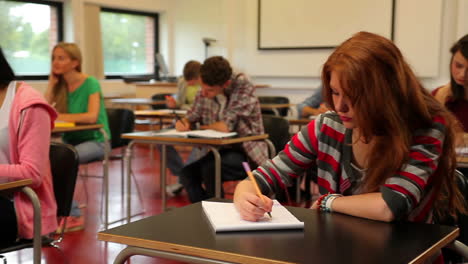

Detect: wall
[27, 0, 468, 107]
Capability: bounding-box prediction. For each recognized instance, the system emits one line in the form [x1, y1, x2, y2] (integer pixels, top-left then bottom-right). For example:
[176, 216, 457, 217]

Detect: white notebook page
[202, 200, 304, 232]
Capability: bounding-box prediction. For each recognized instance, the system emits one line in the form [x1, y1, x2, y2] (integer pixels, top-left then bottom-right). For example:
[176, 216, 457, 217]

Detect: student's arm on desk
[233, 180, 273, 222]
[311, 192, 395, 222]
[57, 93, 100, 123]
[201, 121, 229, 133]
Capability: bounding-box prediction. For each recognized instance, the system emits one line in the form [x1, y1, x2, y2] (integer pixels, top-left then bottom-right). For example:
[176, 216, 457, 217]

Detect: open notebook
[202, 200, 304, 232]
[152, 129, 237, 139]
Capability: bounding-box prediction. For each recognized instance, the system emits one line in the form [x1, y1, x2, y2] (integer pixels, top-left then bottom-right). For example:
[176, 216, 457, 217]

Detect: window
[100, 8, 158, 79]
[0, 0, 63, 79]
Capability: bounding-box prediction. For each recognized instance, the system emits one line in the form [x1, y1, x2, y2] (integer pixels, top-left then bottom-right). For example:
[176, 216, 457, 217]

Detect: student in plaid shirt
[175, 56, 268, 203]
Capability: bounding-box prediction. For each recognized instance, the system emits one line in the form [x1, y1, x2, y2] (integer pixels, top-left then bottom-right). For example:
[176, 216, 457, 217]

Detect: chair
[134, 93, 174, 130]
[49, 142, 80, 242]
[106, 108, 136, 178]
[258, 96, 290, 117]
[0, 142, 79, 264]
[261, 115, 302, 203]
[435, 170, 468, 262]
[103, 108, 145, 227]
[151, 93, 173, 110]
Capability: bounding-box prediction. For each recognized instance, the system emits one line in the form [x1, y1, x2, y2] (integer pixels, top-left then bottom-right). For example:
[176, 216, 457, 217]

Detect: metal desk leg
[113, 246, 233, 264]
[161, 144, 167, 211]
[100, 128, 111, 230]
[21, 187, 41, 264]
[125, 141, 136, 223]
[264, 139, 276, 158]
[207, 146, 221, 198]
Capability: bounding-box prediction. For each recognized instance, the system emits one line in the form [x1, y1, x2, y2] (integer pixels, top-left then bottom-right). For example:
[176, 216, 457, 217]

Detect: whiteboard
[258, 0, 394, 49]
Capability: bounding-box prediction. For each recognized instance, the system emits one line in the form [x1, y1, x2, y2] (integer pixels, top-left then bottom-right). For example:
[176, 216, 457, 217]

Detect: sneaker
[166, 183, 184, 196]
[56, 216, 85, 233]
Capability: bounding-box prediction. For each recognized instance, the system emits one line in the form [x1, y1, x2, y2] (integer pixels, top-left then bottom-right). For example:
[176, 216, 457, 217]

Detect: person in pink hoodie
[0, 47, 58, 246]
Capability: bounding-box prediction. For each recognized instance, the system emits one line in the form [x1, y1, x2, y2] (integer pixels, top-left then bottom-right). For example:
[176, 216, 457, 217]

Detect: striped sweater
[253, 112, 446, 222]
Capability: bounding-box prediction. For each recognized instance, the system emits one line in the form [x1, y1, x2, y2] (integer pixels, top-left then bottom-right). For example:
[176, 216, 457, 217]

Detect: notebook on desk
[152, 129, 237, 139]
[54, 121, 76, 128]
[202, 200, 304, 232]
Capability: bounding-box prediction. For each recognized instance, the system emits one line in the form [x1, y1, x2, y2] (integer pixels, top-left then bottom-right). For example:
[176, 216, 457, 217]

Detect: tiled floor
[2, 144, 311, 264]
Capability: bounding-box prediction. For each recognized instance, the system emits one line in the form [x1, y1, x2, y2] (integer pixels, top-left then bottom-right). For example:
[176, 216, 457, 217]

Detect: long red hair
[322, 31, 465, 216]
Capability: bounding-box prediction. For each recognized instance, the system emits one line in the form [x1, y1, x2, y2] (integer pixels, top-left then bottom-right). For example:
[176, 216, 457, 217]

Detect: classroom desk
[121, 132, 274, 215]
[260, 103, 294, 116]
[98, 201, 459, 264]
[457, 156, 468, 168]
[286, 116, 317, 132]
[0, 179, 42, 264]
[134, 110, 184, 118]
[52, 123, 112, 230]
[110, 98, 166, 110]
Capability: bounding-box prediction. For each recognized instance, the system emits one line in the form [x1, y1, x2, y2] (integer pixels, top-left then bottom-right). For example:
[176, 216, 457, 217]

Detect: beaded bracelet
[319, 193, 343, 212]
[316, 193, 328, 209]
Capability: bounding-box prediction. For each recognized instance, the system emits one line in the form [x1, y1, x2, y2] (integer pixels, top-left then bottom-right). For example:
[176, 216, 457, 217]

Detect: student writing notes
[0, 46, 58, 245]
[234, 33, 467, 263]
[176, 56, 268, 203]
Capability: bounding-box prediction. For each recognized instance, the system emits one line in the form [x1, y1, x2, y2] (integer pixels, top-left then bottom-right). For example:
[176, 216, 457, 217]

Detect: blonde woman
[45, 42, 110, 232]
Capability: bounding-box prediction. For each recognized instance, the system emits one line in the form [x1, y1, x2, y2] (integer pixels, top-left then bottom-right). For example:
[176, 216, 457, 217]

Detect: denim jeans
[180, 149, 247, 203]
[69, 140, 106, 217]
[158, 145, 199, 184]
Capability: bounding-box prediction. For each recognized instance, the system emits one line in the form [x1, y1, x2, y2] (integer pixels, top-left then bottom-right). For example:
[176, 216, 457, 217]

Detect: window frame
[4, 0, 64, 80]
[100, 7, 159, 80]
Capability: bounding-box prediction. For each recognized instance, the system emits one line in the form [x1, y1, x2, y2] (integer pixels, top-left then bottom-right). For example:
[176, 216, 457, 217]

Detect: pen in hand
[174, 114, 190, 131]
[242, 162, 272, 218]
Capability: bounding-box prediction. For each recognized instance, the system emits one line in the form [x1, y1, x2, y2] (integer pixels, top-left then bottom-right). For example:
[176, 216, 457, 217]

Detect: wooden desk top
[52, 124, 103, 133]
[98, 202, 458, 264]
[287, 117, 314, 126]
[260, 103, 293, 109]
[134, 110, 187, 118]
[133, 82, 178, 87]
[110, 98, 166, 105]
[134, 82, 270, 89]
[122, 132, 268, 145]
[0, 179, 32, 191]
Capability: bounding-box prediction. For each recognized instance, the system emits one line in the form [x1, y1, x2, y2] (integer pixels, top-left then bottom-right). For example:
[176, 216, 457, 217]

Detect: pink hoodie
[0, 82, 58, 239]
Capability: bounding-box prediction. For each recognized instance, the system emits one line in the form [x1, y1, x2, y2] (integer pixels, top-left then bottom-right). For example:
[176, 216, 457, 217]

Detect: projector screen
[258, 0, 395, 50]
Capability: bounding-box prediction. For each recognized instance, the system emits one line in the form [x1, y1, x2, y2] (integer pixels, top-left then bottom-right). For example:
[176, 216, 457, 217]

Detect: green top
[63, 76, 111, 144]
[185, 84, 199, 105]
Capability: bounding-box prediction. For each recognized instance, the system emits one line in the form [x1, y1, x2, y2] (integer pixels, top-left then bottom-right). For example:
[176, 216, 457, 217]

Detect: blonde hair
[50, 42, 82, 113]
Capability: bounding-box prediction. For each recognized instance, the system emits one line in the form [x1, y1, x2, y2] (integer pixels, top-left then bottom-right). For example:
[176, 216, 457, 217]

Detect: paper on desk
[202, 200, 304, 232]
[456, 147, 468, 156]
[153, 129, 237, 139]
[156, 109, 188, 115]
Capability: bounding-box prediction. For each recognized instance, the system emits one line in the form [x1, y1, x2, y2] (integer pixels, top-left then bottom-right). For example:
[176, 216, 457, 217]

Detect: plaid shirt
[186, 74, 268, 166]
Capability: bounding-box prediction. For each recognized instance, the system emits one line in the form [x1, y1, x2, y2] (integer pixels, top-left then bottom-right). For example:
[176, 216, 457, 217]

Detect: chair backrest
[455, 170, 468, 244]
[262, 115, 293, 203]
[151, 93, 174, 110]
[258, 96, 290, 117]
[49, 142, 79, 218]
[434, 170, 468, 262]
[262, 115, 290, 154]
[106, 108, 135, 149]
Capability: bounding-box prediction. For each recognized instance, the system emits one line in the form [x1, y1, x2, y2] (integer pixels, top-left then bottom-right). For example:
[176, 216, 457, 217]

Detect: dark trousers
[0, 196, 18, 247]
[180, 149, 247, 203]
